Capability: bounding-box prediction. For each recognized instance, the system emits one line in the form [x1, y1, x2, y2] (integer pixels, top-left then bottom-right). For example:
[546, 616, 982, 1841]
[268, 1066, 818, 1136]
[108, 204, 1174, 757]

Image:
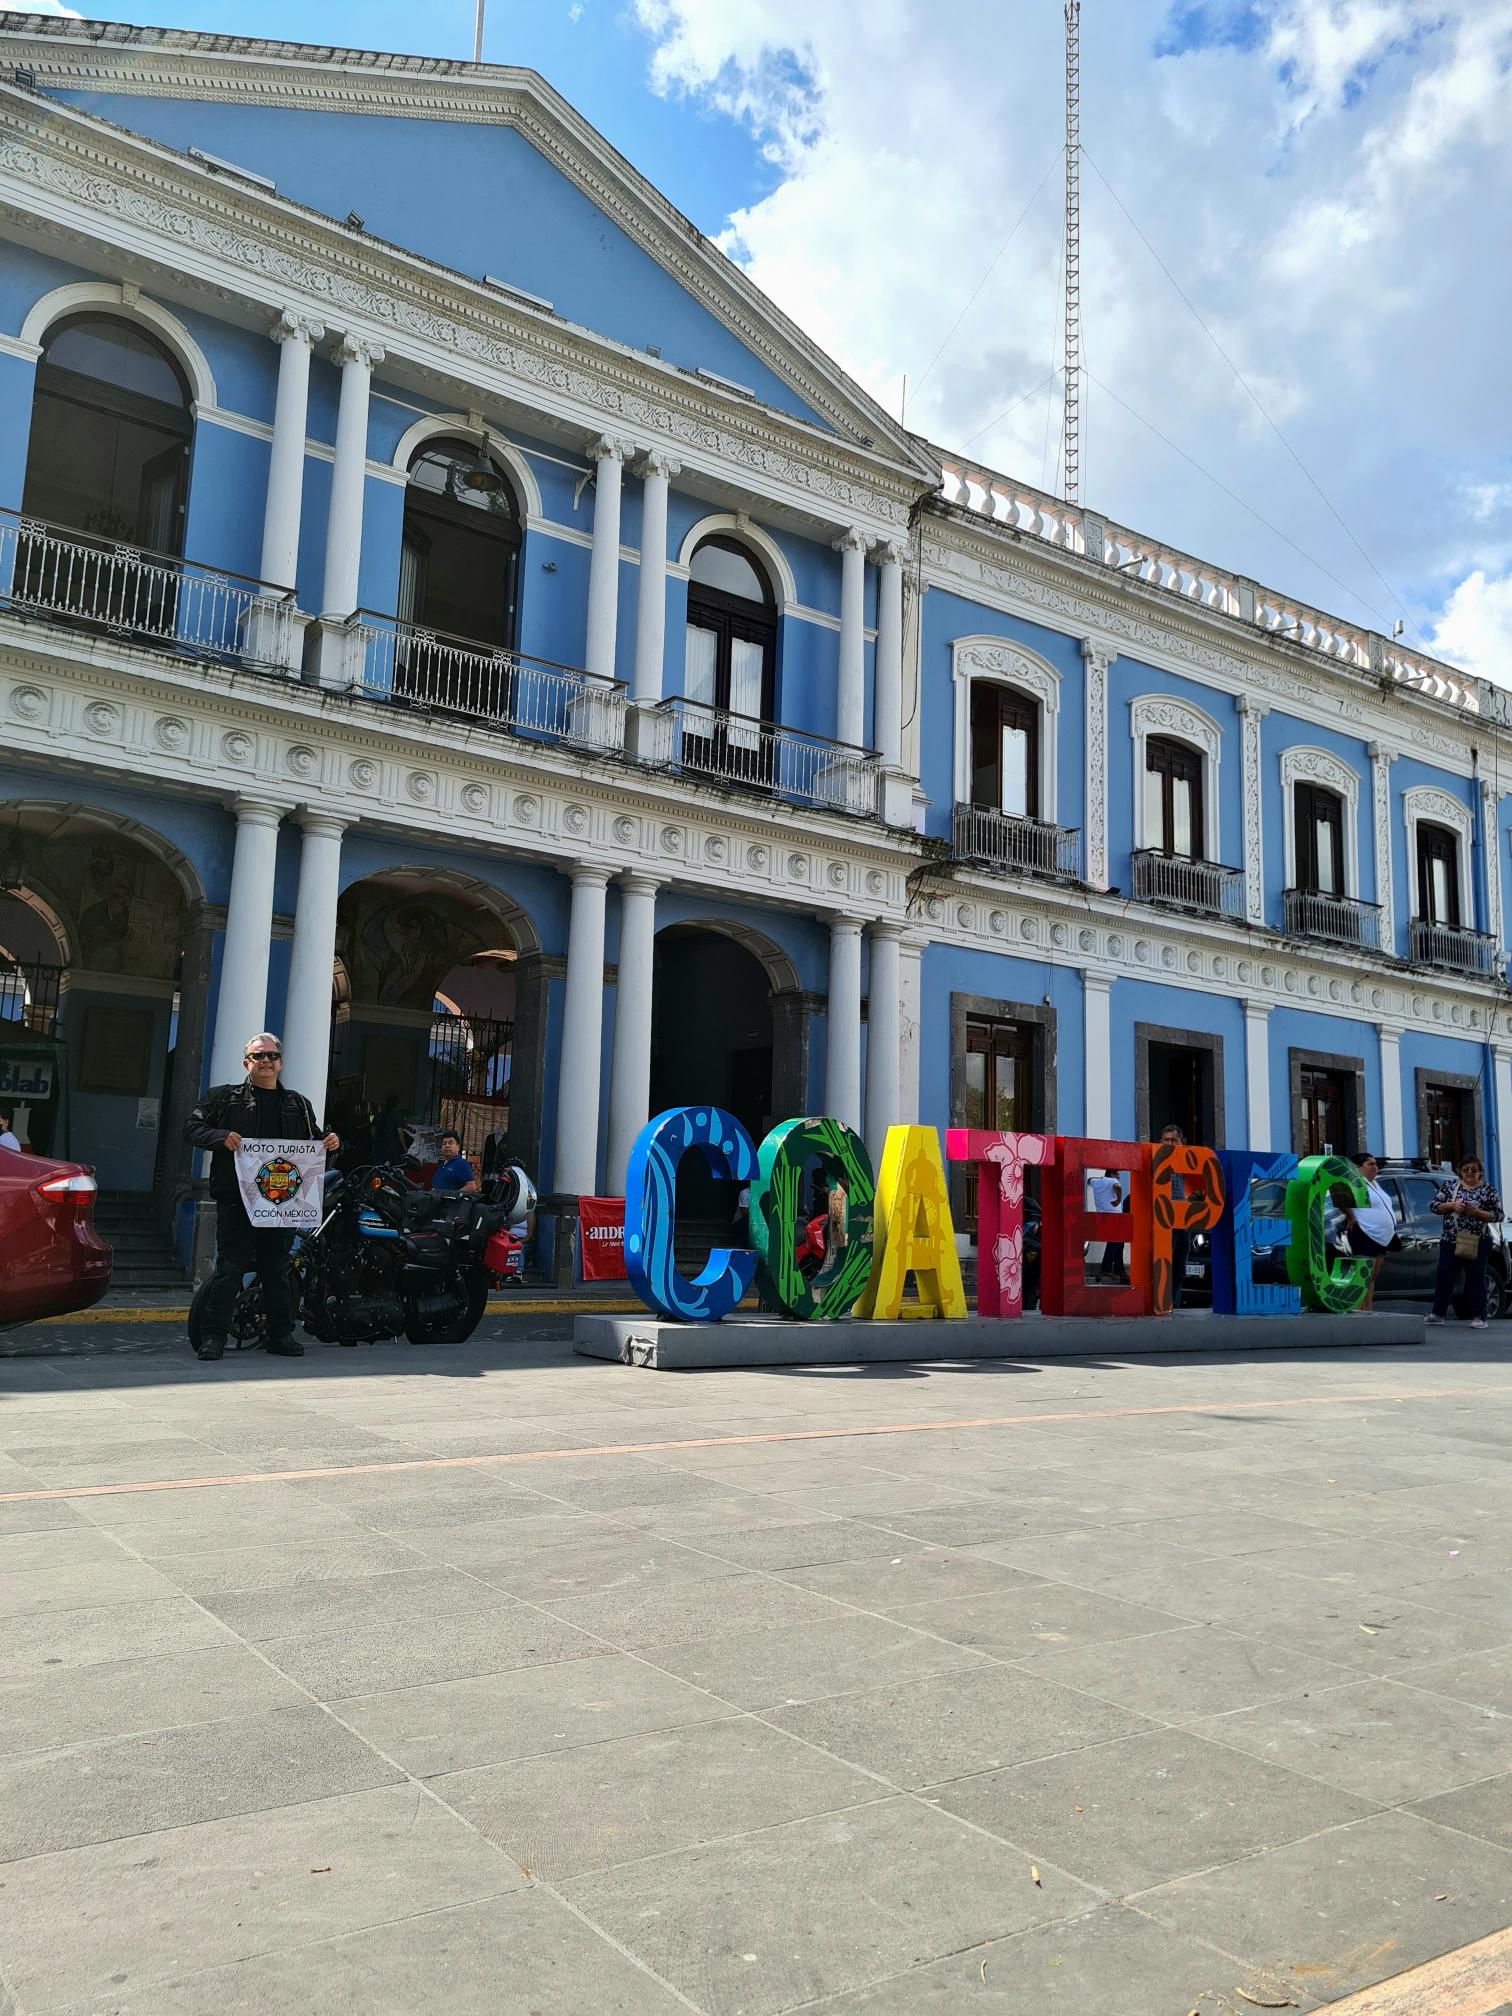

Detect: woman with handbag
[1426, 1156, 1502, 1328]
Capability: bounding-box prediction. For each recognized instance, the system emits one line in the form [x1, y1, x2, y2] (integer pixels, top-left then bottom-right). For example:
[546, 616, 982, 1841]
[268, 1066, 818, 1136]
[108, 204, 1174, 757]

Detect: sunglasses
[245, 1049, 281, 1062]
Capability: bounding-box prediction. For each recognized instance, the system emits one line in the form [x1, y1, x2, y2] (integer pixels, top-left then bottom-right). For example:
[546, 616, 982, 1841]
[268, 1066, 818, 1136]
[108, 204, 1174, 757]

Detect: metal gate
[0, 959, 62, 1033]
[429, 1011, 513, 1161]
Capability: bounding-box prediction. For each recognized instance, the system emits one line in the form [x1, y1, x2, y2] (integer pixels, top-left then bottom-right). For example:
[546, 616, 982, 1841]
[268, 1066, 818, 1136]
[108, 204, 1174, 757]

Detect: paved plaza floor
[0, 1318, 1509, 2014]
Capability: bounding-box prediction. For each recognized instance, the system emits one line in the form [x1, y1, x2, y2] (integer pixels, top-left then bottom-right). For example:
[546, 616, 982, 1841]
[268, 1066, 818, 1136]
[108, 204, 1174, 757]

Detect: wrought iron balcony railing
[641, 697, 880, 816]
[1282, 886, 1382, 951]
[1408, 917, 1500, 978]
[953, 801, 1081, 880]
[1131, 848, 1245, 918]
[0, 507, 296, 672]
[343, 611, 626, 754]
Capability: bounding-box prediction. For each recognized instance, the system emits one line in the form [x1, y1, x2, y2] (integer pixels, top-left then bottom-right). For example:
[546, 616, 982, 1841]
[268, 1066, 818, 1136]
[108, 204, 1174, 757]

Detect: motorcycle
[188, 1163, 516, 1352]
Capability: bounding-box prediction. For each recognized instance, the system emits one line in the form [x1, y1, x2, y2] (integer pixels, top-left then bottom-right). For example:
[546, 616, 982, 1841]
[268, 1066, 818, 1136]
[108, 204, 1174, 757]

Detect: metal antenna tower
[1062, 0, 1081, 503]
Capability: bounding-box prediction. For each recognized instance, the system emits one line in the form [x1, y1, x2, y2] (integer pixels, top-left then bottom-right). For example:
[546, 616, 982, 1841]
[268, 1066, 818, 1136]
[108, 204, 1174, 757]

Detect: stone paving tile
[890, 1581, 1189, 1662]
[562, 1797, 1100, 2016]
[641, 1611, 992, 1711]
[146, 1529, 427, 1597]
[192, 1564, 524, 1643]
[0, 1702, 401, 1863]
[1, 1437, 228, 1485]
[1135, 1808, 1512, 2006]
[537, 1568, 857, 1651]
[509, 1456, 766, 1518]
[803, 1901, 1313, 2014]
[0, 1527, 132, 1575]
[460, 1528, 738, 1602]
[0, 1496, 92, 1537]
[0, 1645, 308, 1761]
[967, 1523, 1217, 1591]
[777, 1546, 1045, 1615]
[78, 1890, 692, 2015]
[764, 1663, 1153, 1790]
[335, 1650, 731, 1776]
[285, 1472, 560, 1532]
[0, 1596, 235, 1680]
[932, 1726, 1375, 1893]
[1409, 1771, 1512, 1853]
[1110, 1510, 1342, 1558]
[0, 1785, 521, 2012]
[777, 1496, 1048, 1543]
[1015, 1621, 1357, 1722]
[438, 1714, 881, 1880]
[384, 1509, 601, 1574]
[258, 1599, 604, 1700]
[74, 1479, 355, 1539]
[1395, 1646, 1512, 1717]
[675, 1517, 931, 1572]
[0, 1558, 181, 1620]
[1195, 1679, 1512, 1805]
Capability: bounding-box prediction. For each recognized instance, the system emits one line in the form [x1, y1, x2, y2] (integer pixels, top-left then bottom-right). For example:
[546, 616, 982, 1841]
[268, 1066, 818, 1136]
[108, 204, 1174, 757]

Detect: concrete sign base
[574, 1308, 1427, 1371]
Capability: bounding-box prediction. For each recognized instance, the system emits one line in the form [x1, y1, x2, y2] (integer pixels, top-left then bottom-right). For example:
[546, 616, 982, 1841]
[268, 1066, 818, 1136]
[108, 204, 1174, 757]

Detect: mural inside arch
[339, 886, 500, 1010]
[0, 827, 183, 978]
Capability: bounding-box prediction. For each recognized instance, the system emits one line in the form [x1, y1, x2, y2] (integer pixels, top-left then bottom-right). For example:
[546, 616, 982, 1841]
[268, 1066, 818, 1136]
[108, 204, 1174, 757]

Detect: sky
[12, 0, 1512, 685]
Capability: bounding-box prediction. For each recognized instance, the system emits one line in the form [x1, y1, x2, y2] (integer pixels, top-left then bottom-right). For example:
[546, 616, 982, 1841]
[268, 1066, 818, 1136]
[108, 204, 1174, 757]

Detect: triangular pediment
[0, 16, 931, 472]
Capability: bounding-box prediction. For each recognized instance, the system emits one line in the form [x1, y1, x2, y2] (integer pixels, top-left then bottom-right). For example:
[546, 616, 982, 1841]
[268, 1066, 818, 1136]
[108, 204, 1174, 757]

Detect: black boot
[266, 1336, 304, 1357]
[195, 1335, 226, 1362]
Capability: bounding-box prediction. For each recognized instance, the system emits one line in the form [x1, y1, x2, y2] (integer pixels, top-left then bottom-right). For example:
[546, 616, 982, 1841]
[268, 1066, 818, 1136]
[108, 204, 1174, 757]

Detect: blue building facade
[0, 17, 1507, 1281]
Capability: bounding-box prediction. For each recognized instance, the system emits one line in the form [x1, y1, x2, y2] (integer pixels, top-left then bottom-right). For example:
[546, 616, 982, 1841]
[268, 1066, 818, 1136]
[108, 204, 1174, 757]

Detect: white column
[631, 452, 678, 706]
[584, 437, 628, 683]
[1083, 972, 1113, 1138]
[897, 932, 923, 1127]
[1494, 1045, 1512, 1210]
[259, 310, 324, 592]
[825, 917, 863, 1131]
[280, 811, 344, 1121]
[1238, 695, 1268, 925]
[1370, 742, 1395, 953]
[864, 923, 902, 1165]
[1082, 638, 1113, 890]
[208, 798, 285, 1085]
[1480, 780, 1503, 944]
[605, 872, 660, 1193]
[553, 866, 610, 1196]
[833, 528, 868, 749]
[872, 541, 904, 769]
[1378, 1026, 1404, 1158]
[1244, 1001, 1271, 1151]
[319, 333, 383, 620]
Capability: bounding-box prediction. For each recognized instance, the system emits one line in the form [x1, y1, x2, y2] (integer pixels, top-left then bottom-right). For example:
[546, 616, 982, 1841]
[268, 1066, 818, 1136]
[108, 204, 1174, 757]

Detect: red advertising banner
[578, 1195, 627, 1281]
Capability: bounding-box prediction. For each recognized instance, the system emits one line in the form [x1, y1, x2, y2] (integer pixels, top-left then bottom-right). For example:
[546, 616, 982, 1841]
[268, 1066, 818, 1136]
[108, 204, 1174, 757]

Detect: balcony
[1408, 917, 1500, 978]
[641, 696, 880, 817]
[343, 611, 626, 755]
[0, 507, 295, 672]
[953, 801, 1081, 881]
[1283, 887, 1382, 951]
[1131, 848, 1244, 919]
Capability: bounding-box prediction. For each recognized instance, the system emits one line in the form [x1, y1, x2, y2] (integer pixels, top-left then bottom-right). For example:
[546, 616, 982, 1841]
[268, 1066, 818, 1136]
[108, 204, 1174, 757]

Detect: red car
[0, 1147, 112, 1328]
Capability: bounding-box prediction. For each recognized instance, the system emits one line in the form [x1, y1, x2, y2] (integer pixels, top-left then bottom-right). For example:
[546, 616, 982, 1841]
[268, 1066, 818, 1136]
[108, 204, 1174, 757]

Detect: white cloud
[633, 0, 1512, 683]
[6, 1, 81, 14]
[1431, 570, 1512, 682]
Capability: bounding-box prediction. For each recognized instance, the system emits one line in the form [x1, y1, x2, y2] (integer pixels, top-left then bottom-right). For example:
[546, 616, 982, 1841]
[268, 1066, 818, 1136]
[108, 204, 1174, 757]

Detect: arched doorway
[22, 313, 193, 554]
[0, 805, 192, 1191]
[329, 869, 540, 1174]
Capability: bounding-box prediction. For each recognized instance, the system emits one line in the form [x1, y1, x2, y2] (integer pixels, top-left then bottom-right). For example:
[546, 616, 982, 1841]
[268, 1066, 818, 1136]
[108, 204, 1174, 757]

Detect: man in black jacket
[185, 1031, 339, 1362]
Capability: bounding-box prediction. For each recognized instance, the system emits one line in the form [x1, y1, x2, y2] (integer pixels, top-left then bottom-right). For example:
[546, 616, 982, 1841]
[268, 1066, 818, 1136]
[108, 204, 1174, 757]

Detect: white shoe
[1424, 1314, 1446, 1325]
[1471, 1318, 1488, 1330]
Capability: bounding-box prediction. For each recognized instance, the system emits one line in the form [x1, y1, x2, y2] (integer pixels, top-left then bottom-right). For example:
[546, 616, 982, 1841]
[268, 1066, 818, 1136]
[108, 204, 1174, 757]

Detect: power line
[1086, 369, 1400, 629]
[1081, 147, 1425, 646]
[957, 372, 1059, 454]
[909, 147, 1064, 410]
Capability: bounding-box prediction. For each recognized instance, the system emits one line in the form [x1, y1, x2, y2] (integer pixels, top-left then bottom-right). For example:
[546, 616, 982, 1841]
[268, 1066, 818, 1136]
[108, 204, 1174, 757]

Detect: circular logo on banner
[254, 1158, 301, 1206]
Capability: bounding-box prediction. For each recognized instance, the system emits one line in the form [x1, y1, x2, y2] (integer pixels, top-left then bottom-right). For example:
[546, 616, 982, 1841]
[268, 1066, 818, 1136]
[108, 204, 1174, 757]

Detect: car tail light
[36, 1172, 97, 1208]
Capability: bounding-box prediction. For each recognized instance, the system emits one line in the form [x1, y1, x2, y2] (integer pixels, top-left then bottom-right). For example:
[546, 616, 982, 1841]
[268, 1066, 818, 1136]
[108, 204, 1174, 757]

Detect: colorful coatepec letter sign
[1211, 1152, 1299, 1316]
[750, 1116, 875, 1321]
[1041, 1138, 1152, 1316]
[1149, 1143, 1226, 1316]
[853, 1126, 967, 1320]
[1288, 1154, 1371, 1313]
[945, 1129, 1056, 1318]
[623, 1106, 758, 1321]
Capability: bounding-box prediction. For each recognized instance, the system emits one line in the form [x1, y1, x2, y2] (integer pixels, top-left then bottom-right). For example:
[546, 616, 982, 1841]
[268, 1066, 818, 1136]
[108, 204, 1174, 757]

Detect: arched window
[684, 536, 776, 774]
[1144, 735, 1204, 859]
[22, 315, 192, 554]
[970, 684, 1039, 820]
[399, 438, 521, 650]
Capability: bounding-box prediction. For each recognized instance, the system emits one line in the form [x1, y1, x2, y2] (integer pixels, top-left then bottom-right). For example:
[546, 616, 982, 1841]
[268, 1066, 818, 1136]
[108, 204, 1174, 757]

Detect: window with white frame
[950, 636, 1061, 823]
[1403, 786, 1474, 927]
[1280, 747, 1361, 897]
[1130, 696, 1221, 861]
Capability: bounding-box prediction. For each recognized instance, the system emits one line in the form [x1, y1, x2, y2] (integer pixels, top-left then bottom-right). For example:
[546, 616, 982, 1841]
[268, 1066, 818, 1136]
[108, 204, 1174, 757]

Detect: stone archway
[0, 802, 204, 1197]
[330, 866, 546, 1175]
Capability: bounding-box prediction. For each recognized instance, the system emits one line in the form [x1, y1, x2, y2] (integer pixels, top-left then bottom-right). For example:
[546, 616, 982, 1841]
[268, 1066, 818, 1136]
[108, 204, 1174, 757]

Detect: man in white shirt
[0, 1110, 20, 1153]
[1087, 1170, 1124, 1280]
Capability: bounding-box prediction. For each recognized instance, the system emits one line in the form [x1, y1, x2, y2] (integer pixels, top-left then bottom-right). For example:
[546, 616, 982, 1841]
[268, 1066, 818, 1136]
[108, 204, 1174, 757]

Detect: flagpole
[473, 0, 485, 62]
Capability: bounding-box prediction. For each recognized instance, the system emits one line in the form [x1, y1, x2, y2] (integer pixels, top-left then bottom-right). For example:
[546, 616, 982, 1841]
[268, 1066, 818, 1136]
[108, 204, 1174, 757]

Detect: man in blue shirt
[430, 1131, 478, 1194]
